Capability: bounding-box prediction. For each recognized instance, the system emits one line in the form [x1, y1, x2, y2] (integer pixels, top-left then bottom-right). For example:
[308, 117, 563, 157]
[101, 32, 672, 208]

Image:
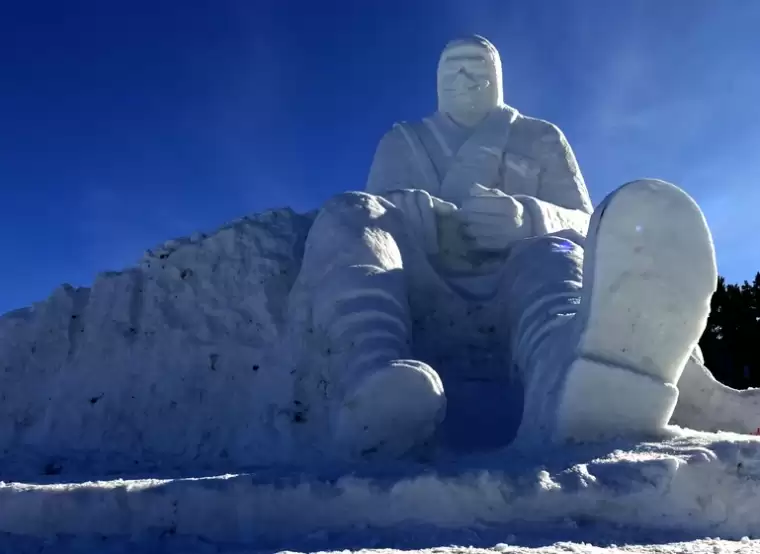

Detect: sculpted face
[437, 37, 504, 127]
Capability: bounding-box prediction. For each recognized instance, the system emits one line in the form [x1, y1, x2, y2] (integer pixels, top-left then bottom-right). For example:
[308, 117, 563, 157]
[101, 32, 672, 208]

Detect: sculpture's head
[437, 36, 504, 127]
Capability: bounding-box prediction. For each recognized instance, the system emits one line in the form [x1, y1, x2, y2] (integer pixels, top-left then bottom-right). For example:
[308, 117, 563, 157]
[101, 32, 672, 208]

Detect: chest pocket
[499, 152, 540, 196]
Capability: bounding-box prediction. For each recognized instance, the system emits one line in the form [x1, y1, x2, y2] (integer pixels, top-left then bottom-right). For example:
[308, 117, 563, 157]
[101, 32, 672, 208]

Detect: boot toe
[334, 360, 446, 459]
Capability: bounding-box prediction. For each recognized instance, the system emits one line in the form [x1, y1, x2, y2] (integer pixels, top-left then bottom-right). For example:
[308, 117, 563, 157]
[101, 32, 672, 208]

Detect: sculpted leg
[673, 349, 760, 435]
[496, 231, 585, 444]
[504, 179, 717, 448]
[295, 192, 445, 459]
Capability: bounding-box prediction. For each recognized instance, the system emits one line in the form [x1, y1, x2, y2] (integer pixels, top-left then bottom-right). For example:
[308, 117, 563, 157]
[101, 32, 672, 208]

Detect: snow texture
[0, 201, 753, 478]
[2, 33, 760, 553]
[0, 538, 758, 554]
[2, 200, 755, 477]
[287, 34, 725, 459]
[2, 35, 755, 475]
[0, 430, 758, 551]
[287, 36, 601, 459]
[0, 208, 315, 474]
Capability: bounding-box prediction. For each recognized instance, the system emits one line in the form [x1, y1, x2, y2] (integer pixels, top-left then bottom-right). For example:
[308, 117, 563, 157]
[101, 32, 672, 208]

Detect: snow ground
[0, 429, 758, 553]
[0, 527, 756, 553]
[2, 208, 759, 554]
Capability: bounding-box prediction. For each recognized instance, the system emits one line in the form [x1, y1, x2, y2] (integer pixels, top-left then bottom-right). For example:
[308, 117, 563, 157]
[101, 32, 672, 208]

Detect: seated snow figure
[287, 36, 717, 459]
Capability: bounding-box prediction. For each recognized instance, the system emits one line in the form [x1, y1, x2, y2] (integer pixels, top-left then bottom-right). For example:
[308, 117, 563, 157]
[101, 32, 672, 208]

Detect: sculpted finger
[460, 222, 479, 240]
[455, 209, 477, 225]
[482, 200, 517, 216]
[457, 212, 509, 229]
[416, 194, 439, 254]
[463, 221, 498, 238]
[456, 199, 481, 220]
[393, 193, 412, 231]
[431, 197, 457, 216]
[388, 192, 408, 215]
[469, 183, 494, 197]
[469, 197, 518, 217]
[404, 194, 421, 230]
[469, 183, 507, 198]
[458, 210, 508, 225]
[460, 196, 498, 215]
[413, 190, 434, 212]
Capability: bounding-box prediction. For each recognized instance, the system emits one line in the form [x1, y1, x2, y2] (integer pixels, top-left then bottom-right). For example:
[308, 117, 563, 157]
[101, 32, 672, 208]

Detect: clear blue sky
[2, 0, 759, 315]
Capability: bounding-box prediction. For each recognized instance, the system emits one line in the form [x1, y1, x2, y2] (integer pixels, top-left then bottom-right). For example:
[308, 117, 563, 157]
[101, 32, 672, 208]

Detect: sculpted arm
[512, 122, 593, 237]
[366, 127, 422, 195]
[457, 121, 594, 251]
[365, 126, 456, 254]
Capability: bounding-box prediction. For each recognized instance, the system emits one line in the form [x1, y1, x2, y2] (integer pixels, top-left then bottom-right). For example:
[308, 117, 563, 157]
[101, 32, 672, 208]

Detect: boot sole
[553, 180, 717, 442]
[576, 179, 717, 383]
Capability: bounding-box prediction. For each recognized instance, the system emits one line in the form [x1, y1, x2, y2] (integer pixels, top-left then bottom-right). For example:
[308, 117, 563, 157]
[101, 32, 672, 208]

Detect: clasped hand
[456, 184, 531, 251]
[383, 189, 456, 254]
[385, 184, 531, 255]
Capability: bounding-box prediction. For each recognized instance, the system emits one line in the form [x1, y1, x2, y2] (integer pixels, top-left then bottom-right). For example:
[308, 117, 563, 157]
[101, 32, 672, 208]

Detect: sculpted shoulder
[374, 122, 417, 156]
[511, 112, 570, 153]
[367, 121, 424, 193]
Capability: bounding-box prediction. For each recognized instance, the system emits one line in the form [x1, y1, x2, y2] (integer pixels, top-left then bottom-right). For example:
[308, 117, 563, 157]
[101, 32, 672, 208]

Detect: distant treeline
[699, 274, 760, 389]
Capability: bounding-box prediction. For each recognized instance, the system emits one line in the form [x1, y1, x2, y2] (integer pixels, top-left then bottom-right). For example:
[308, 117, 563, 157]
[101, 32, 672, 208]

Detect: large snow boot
[556, 179, 717, 442]
[334, 358, 445, 459]
[313, 265, 446, 460]
[516, 179, 717, 447]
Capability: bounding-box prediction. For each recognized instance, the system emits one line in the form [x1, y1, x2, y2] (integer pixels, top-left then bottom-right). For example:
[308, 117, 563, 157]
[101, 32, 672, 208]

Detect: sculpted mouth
[443, 88, 479, 96]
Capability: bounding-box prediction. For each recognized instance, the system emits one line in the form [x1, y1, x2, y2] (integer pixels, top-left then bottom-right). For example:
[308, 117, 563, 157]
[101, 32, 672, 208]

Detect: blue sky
[1, 0, 759, 315]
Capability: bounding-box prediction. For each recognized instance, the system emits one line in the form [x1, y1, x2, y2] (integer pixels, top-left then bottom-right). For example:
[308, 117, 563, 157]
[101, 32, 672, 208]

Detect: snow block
[0, 208, 315, 474]
[0, 431, 758, 547]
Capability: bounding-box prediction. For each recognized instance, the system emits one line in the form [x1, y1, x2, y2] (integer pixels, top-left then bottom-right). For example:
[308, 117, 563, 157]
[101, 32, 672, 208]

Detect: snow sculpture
[288, 36, 719, 459]
[1, 36, 757, 476]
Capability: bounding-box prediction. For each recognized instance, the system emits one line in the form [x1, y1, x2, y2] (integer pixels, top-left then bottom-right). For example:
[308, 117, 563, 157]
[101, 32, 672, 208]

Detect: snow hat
[437, 36, 504, 124]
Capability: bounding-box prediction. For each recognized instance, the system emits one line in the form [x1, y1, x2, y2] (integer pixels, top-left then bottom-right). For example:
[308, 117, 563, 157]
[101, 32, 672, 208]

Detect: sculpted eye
[440, 67, 463, 76]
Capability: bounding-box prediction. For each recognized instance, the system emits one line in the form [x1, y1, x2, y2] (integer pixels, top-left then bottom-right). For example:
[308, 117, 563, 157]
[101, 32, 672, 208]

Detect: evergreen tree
[699, 273, 760, 389]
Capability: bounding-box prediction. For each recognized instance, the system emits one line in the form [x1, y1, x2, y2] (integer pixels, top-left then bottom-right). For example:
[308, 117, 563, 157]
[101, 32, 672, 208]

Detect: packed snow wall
[0, 208, 315, 476]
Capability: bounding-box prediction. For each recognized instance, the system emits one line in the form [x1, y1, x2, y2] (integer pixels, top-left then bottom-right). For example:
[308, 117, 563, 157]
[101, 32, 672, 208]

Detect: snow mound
[0, 208, 314, 474]
[1, 204, 758, 476]
[2, 206, 760, 551]
[0, 431, 758, 549]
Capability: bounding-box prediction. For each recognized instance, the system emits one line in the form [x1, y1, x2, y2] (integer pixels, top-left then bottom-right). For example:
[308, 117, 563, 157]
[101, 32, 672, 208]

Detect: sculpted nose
[451, 68, 490, 92]
[451, 70, 477, 90]
[455, 68, 474, 82]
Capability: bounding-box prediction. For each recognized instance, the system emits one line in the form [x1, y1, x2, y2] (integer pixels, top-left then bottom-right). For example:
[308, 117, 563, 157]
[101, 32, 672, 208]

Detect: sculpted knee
[321, 191, 390, 219]
[312, 192, 399, 238]
[509, 234, 583, 262]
